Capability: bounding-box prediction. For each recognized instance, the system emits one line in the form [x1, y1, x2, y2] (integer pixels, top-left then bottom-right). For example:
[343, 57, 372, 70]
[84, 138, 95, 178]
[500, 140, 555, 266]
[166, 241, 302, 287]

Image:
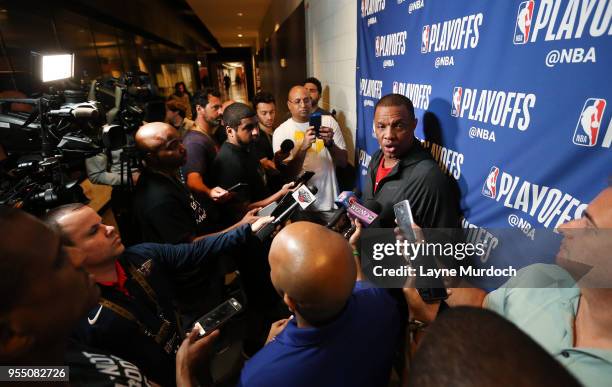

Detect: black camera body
[0, 72, 159, 215]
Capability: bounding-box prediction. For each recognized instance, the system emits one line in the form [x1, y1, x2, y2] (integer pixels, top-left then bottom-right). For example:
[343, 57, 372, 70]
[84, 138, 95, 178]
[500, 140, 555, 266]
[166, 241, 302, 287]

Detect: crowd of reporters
[0, 77, 610, 387]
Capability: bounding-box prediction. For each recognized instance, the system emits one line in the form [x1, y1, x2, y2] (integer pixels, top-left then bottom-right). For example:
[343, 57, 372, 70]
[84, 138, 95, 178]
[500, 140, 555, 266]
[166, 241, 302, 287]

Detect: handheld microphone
[256, 185, 318, 240]
[270, 170, 315, 218]
[335, 191, 380, 226]
[274, 140, 295, 171]
[280, 139, 294, 153]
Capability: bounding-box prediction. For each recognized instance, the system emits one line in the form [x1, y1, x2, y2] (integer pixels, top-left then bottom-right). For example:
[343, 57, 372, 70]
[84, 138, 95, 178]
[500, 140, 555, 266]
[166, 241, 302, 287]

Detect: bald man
[272, 86, 347, 225]
[133, 122, 259, 242]
[132, 122, 211, 242]
[238, 222, 401, 387]
[132, 122, 277, 342]
[405, 186, 612, 387]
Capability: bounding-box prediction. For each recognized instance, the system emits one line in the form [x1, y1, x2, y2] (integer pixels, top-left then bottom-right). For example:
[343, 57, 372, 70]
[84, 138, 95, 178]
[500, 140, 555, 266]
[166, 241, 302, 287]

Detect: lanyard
[99, 263, 180, 353]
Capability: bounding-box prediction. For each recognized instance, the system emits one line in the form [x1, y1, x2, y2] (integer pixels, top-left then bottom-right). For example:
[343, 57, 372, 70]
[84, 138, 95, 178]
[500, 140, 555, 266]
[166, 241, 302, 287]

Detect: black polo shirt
[213, 142, 269, 204]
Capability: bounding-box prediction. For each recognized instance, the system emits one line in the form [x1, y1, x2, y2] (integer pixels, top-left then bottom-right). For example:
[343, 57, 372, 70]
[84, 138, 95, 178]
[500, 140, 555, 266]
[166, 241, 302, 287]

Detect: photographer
[43, 203, 272, 386]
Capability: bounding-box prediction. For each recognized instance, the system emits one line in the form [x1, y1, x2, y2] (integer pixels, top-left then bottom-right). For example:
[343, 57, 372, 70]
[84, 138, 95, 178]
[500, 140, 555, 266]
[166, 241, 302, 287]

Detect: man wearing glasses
[272, 86, 347, 224]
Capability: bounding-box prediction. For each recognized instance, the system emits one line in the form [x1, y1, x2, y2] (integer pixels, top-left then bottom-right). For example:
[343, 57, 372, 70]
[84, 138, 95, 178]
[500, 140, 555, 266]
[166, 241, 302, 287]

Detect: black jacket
[72, 224, 251, 386]
[362, 141, 460, 229]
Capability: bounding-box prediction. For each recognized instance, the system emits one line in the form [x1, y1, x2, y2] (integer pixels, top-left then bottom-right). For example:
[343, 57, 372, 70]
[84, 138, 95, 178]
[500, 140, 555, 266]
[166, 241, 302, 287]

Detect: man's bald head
[135, 122, 185, 169]
[269, 222, 356, 325]
[287, 86, 311, 123]
[135, 122, 175, 152]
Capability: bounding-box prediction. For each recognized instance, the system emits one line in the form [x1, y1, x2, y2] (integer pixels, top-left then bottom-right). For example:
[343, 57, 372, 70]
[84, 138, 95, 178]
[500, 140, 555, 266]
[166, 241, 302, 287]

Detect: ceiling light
[238, 34, 243, 37]
[274, 23, 280, 32]
[237, 12, 243, 16]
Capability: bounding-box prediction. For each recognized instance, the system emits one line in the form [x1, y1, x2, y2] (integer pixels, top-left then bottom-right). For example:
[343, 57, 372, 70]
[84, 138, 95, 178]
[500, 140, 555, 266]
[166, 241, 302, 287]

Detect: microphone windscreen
[72, 107, 98, 119]
[280, 139, 295, 152]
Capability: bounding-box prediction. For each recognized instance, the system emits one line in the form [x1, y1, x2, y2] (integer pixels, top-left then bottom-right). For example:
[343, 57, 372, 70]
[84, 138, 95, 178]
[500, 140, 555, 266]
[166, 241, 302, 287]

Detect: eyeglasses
[153, 137, 182, 152]
[289, 97, 312, 106]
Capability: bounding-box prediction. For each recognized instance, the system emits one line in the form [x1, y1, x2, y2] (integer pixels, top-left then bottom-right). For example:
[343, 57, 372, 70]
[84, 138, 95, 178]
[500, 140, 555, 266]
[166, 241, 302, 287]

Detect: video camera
[0, 53, 160, 215]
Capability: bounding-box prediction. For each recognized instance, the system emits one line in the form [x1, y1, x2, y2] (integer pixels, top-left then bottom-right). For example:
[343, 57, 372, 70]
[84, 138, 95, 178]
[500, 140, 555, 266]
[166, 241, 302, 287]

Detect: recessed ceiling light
[238, 34, 243, 37]
[274, 23, 280, 32]
[237, 12, 243, 16]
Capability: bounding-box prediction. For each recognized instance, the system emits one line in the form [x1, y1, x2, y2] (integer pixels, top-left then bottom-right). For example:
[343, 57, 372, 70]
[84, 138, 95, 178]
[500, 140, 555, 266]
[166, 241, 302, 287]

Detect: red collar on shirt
[374, 156, 394, 192]
[98, 261, 130, 297]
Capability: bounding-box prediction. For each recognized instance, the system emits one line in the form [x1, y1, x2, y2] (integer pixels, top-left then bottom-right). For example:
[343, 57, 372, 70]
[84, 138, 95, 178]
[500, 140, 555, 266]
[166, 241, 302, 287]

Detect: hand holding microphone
[274, 139, 294, 169]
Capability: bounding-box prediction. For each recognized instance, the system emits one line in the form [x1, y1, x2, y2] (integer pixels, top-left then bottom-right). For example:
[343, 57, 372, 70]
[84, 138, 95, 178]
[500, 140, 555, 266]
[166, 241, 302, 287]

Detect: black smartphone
[193, 298, 242, 337]
[417, 287, 448, 304]
[309, 114, 322, 137]
[294, 170, 315, 186]
[226, 182, 248, 192]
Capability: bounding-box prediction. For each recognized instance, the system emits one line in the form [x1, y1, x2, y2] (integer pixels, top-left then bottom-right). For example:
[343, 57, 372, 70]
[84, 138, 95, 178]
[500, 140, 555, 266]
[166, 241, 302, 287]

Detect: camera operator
[165, 99, 195, 136]
[43, 203, 272, 386]
[0, 206, 220, 387]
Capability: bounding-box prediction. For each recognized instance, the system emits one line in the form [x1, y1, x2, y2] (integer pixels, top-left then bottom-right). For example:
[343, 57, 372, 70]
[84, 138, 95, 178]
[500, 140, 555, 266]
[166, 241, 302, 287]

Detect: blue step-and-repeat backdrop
[356, 0, 612, 237]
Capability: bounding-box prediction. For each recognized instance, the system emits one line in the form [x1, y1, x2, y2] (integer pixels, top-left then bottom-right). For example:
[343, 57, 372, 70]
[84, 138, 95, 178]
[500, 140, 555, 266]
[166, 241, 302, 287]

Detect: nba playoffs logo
[451, 87, 462, 117]
[513, 1, 534, 45]
[482, 166, 500, 198]
[421, 25, 430, 53]
[573, 98, 607, 147]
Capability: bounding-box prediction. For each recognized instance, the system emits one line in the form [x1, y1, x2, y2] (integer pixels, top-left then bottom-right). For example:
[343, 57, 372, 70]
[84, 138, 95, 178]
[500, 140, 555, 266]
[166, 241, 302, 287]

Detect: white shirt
[273, 116, 346, 211]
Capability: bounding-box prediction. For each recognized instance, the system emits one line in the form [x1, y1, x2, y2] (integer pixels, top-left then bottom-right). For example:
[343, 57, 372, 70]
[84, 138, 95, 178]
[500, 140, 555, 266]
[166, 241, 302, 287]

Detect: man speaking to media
[362, 94, 460, 229]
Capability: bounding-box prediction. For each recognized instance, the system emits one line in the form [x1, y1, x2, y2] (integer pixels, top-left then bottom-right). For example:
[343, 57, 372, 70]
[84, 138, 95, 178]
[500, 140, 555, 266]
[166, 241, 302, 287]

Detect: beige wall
[306, 0, 357, 164]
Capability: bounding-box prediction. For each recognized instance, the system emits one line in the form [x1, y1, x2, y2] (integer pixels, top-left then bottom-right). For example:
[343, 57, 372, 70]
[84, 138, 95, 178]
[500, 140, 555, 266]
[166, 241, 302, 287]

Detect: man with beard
[213, 102, 294, 226]
[182, 89, 229, 210]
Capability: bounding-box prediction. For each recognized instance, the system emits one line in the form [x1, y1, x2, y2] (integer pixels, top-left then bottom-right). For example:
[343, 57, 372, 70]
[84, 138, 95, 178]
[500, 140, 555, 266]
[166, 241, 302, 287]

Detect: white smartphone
[393, 200, 417, 241]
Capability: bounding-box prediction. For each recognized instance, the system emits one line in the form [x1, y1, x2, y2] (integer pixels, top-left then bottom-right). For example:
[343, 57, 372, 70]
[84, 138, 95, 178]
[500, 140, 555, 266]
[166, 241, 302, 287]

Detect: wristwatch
[408, 319, 428, 333]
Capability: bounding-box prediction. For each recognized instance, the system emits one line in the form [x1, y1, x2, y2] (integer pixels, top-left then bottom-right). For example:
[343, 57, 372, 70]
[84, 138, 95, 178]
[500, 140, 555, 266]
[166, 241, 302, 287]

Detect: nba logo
[421, 25, 430, 53]
[375, 36, 380, 57]
[451, 87, 462, 117]
[513, 1, 534, 44]
[482, 166, 500, 198]
[573, 98, 607, 147]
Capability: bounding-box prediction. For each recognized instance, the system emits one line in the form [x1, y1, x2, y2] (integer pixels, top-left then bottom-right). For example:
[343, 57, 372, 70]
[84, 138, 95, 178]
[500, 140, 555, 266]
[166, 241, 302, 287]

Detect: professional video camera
[88, 71, 164, 189]
[0, 58, 104, 215]
[0, 53, 160, 215]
